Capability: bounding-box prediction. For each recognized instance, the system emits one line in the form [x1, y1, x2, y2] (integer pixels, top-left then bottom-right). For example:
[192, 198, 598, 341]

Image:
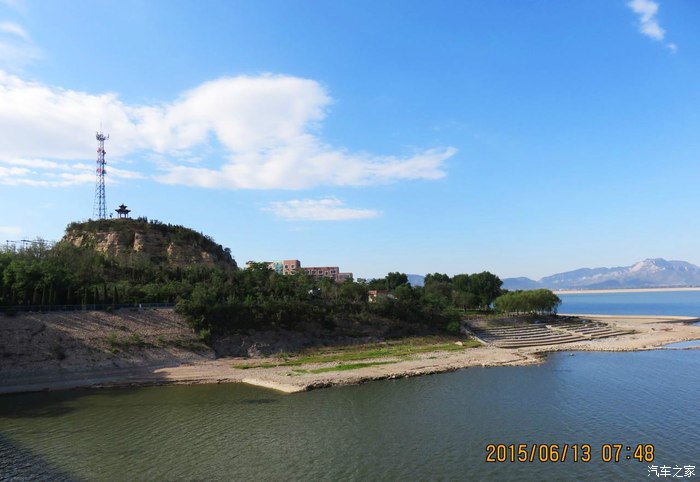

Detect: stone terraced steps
[471, 321, 630, 348]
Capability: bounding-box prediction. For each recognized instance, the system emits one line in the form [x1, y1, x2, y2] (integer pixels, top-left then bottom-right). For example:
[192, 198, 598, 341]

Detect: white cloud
[2, 157, 63, 169]
[627, 0, 676, 50]
[0, 164, 29, 177]
[628, 0, 664, 39]
[0, 225, 21, 236]
[0, 156, 143, 186]
[109, 166, 145, 180]
[0, 0, 24, 11]
[264, 198, 381, 221]
[0, 21, 40, 68]
[0, 22, 28, 40]
[0, 71, 456, 189]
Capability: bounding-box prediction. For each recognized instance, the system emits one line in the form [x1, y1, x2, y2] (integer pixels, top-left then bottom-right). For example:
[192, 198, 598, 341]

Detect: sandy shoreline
[2, 315, 699, 396]
[554, 287, 700, 294]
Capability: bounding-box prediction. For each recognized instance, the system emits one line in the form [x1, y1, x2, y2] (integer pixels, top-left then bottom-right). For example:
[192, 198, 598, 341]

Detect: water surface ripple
[1, 349, 698, 481]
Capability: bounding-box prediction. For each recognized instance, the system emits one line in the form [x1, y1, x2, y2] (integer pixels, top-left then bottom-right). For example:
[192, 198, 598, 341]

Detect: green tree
[468, 271, 503, 309]
[385, 272, 409, 290]
[424, 273, 451, 286]
[452, 290, 478, 311]
[339, 282, 368, 306]
[422, 280, 451, 310]
[493, 289, 561, 314]
[367, 272, 409, 291]
[451, 274, 471, 292]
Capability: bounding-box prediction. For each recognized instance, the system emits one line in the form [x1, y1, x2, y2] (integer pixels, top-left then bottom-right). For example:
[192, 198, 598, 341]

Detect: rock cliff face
[61, 219, 237, 269]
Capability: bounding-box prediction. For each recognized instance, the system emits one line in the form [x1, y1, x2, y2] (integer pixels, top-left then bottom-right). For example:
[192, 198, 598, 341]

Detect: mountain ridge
[503, 258, 700, 291]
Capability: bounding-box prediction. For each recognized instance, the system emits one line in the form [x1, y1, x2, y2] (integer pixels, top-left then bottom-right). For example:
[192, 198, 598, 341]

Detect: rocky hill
[503, 258, 700, 290]
[61, 218, 237, 269]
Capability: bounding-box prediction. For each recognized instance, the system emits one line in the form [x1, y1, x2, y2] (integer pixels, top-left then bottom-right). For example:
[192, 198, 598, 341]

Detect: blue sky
[1, 0, 699, 280]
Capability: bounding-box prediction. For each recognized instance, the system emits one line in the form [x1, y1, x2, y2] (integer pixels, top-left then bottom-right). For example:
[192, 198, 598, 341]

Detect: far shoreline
[553, 287, 700, 295]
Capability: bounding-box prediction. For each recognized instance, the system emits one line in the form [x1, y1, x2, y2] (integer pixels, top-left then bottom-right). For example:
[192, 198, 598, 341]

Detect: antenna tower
[93, 130, 109, 219]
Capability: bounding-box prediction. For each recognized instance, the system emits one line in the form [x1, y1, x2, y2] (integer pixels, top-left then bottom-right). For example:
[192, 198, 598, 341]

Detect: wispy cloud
[627, 0, 676, 51]
[0, 71, 456, 189]
[0, 225, 22, 237]
[0, 21, 28, 40]
[0, 156, 143, 186]
[264, 198, 381, 221]
[0, 0, 24, 12]
[0, 21, 40, 68]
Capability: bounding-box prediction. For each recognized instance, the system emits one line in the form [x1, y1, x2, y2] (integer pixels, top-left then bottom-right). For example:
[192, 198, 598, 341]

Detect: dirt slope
[0, 308, 214, 383]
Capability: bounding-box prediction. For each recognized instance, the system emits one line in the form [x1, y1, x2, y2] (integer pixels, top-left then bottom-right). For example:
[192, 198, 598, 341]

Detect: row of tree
[363, 271, 505, 310]
[493, 289, 561, 314]
[0, 243, 462, 333]
[0, 237, 561, 339]
[0, 240, 219, 307]
[176, 265, 468, 336]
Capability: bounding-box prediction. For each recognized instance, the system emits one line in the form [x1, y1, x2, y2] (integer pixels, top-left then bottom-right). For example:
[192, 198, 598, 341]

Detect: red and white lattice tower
[93, 130, 109, 219]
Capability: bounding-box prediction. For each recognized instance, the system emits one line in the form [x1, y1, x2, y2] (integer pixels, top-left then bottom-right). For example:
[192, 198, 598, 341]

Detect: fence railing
[0, 302, 176, 314]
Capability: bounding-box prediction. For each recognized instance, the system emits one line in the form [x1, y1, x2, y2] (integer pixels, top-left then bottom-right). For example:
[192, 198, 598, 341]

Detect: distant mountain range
[407, 274, 425, 287]
[503, 258, 700, 291]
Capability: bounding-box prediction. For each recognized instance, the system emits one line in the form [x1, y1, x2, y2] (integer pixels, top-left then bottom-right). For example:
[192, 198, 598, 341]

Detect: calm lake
[1, 292, 699, 481]
[558, 289, 700, 317]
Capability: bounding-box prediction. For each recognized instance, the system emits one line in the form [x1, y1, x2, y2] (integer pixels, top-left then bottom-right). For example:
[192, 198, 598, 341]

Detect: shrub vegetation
[0, 223, 517, 340]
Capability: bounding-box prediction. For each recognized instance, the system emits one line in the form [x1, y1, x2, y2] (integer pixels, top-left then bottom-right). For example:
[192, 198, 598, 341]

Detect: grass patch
[307, 361, 397, 374]
[233, 336, 480, 369]
[161, 337, 206, 351]
[105, 331, 146, 350]
[288, 361, 397, 374]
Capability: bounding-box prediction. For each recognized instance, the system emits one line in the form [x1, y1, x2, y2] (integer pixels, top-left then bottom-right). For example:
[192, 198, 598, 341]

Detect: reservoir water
[558, 289, 700, 317]
[1, 291, 699, 481]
